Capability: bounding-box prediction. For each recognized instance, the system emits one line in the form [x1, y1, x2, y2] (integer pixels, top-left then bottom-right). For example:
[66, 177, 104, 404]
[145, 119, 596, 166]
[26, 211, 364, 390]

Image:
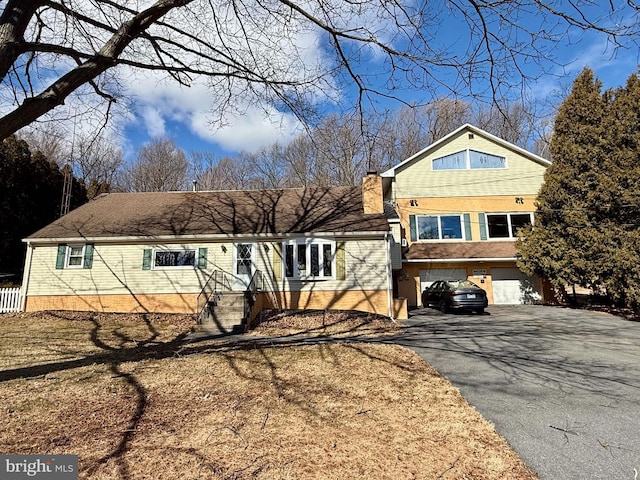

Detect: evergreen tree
[0, 136, 87, 280]
[517, 68, 609, 294]
[598, 73, 640, 309]
[518, 68, 640, 310]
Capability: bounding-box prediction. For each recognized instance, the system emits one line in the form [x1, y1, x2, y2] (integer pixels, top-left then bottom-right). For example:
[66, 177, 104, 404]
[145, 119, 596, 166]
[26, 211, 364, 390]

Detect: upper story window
[416, 215, 464, 240]
[486, 213, 533, 239]
[284, 238, 335, 280]
[154, 249, 196, 268]
[433, 149, 507, 170]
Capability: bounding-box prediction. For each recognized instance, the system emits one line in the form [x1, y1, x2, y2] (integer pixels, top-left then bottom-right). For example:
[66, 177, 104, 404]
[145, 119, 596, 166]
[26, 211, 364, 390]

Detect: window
[284, 239, 335, 279]
[154, 249, 196, 268]
[432, 152, 466, 170]
[66, 245, 85, 268]
[486, 213, 533, 239]
[469, 150, 507, 169]
[432, 149, 507, 170]
[236, 244, 252, 275]
[56, 244, 93, 270]
[416, 215, 464, 240]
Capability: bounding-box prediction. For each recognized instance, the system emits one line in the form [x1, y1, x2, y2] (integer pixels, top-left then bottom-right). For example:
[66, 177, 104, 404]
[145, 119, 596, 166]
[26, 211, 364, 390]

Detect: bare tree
[281, 136, 318, 187]
[73, 133, 124, 186]
[18, 124, 68, 167]
[1, 1, 638, 142]
[245, 144, 291, 189]
[192, 154, 255, 191]
[124, 137, 188, 192]
[19, 124, 123, 193]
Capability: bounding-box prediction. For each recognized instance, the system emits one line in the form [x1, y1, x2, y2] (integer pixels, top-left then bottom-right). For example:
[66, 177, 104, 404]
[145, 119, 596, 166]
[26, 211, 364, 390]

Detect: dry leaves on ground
[0, 311, 537, 479]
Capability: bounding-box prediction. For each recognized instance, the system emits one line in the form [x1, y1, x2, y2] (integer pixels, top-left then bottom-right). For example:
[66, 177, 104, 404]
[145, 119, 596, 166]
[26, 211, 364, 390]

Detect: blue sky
[39, 2, 640, 163]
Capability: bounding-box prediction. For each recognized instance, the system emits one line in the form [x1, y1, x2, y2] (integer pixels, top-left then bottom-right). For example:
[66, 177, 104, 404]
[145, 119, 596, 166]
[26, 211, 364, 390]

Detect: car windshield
[446, 280, 479, 289]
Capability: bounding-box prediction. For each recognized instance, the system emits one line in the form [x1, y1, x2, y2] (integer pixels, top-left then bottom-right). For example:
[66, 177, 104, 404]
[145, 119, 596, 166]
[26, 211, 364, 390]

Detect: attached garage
[491, 267, 541, 304]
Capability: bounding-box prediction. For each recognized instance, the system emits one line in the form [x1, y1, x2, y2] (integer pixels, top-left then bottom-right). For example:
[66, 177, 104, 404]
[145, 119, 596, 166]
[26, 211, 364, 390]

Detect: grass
[0, 311, 537, 479]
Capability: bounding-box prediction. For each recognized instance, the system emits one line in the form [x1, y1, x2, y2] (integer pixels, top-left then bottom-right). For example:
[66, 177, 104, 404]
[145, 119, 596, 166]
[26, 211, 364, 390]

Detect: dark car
[422, 280, 488, 314]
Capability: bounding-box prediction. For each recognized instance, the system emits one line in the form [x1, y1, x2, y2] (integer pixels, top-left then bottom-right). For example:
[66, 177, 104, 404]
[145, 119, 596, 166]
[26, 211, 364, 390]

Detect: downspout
[20, 241, 34, 312]
[385, 232, 395, 321]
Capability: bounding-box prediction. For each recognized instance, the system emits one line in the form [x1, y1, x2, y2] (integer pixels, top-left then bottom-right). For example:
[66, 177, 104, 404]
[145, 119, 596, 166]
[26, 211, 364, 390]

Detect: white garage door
[419, 268, 467, 298]
[492, 267, 541, 305]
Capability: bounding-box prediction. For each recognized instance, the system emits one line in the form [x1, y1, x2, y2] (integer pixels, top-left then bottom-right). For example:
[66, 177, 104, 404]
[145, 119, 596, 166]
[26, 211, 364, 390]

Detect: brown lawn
[0, 311, 537, 479]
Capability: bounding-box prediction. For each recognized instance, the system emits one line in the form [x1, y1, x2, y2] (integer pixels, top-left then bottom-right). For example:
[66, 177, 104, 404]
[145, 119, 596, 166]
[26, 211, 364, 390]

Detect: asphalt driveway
[386, 305, 640, 480]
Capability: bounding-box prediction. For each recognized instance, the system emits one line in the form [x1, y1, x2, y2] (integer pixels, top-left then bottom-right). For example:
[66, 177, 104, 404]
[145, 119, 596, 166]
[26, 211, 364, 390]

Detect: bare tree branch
[1, 0, 639, 141]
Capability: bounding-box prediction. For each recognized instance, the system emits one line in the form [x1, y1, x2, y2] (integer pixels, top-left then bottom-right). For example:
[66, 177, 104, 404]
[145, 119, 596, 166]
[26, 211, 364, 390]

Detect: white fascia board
[381, 123, 551, 178]
[404, 257, 517, 263]
[23, 230, 390, 245]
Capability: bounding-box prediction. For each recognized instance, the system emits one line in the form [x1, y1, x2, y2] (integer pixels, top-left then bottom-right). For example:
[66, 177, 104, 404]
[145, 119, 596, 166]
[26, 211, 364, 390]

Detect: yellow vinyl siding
[397, 194, 538, 243]
[26, 238, 388, 296]
[268, 239, 388, 293]
[27, 242, 233, 296]
[393, 132, 547, 198]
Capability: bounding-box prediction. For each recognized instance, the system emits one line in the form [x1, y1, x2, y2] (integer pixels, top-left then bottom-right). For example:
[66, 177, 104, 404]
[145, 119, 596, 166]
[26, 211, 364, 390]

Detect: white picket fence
[0, 288, 21, 313]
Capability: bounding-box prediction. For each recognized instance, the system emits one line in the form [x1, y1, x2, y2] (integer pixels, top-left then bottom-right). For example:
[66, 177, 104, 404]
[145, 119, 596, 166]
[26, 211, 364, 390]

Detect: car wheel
[439, 300, 448, 313]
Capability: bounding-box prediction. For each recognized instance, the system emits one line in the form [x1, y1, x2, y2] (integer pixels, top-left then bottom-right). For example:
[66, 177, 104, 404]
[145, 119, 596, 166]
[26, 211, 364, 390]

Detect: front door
[232, 243, 255, 291]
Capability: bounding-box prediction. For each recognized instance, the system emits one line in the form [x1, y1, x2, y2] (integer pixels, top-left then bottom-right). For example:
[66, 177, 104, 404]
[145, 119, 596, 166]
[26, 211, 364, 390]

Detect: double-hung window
[283, 239, 335, 279]
[416, 215, 465, 240]
[485, 213, 533, 239]
[56, 244, 94, 269]
[66, 245, 85, 268]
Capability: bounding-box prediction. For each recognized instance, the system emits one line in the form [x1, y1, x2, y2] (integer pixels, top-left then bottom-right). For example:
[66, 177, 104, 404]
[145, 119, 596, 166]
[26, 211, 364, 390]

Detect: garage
[491, 267, 541, 304]
[419, 268, 466, 302]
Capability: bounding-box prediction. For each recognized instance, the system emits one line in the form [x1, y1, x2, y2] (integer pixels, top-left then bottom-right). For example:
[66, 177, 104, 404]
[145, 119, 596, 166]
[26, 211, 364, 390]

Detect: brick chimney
[362, 171, 384, 214]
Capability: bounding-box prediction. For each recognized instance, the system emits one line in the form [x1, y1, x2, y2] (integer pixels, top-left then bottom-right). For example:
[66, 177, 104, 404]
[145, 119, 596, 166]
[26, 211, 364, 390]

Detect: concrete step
[195, 322, 245, 335]
[209, 293, 245, 308]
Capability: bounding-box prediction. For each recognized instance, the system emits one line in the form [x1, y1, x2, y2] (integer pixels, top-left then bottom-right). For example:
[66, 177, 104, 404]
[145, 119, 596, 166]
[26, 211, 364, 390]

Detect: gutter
[23, 230, 391, 245]
[20, 241, 34, 312]
[404, 257, 517, 263]
[385, 232, 395, 321]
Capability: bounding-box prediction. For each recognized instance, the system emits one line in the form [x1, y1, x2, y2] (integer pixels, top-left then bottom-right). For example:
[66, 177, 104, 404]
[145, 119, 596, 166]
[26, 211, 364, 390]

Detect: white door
[491, 267, 541, 304]
[232, 243, 255, 291]
[419, 268, 467, 300]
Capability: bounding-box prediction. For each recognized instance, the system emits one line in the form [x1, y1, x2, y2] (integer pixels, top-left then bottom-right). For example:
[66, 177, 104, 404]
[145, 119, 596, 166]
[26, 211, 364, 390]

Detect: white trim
[485, 212, 534, 240]
[152, 248, 197, 269]
[232, 242, 256, 291]
[283, 238, 336, 281]
[431, 148, 508, 171]
[414, 213, 467, 241]
[385, 232, 395, 321]
[20, 244, 34, 312]
[381, 123, 551, 177]
[65, 244, 86, 269]
[23, 231, 389, 245]
[405, 257, 517, 263]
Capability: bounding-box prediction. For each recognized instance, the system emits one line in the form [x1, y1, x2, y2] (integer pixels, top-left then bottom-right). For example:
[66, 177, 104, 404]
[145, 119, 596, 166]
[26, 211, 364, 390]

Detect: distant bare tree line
[19, 98, 554, 194]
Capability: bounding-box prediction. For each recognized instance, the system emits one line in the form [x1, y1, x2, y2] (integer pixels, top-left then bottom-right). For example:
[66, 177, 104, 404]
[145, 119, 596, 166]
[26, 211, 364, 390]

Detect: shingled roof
[405, 241, 518, 261]
[27, 186, 389, 241]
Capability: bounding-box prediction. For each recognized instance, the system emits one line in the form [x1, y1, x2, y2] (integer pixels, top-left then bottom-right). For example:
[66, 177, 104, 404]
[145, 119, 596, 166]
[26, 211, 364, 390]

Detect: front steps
[198, 292, 246, 334]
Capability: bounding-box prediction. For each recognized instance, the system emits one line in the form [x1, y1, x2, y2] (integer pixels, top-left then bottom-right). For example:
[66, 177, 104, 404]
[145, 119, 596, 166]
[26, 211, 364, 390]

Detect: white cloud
[191, 107, 301, 152]
[140, 106, 166, 138]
